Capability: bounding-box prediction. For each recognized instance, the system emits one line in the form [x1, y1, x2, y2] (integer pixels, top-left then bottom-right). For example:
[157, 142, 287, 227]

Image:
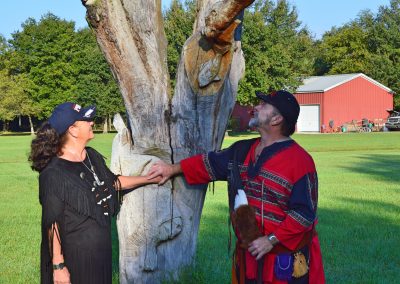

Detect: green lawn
[1, 132, 399, 283]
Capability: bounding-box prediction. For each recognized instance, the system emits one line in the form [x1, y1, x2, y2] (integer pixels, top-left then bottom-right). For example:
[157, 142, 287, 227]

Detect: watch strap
[53, 263, 66, 270]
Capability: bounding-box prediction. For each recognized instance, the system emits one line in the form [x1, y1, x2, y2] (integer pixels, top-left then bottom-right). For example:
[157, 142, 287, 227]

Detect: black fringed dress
[39, 147, 119, 284]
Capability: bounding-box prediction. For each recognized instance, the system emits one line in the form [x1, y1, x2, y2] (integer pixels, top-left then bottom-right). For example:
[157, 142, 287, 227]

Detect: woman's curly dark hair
[29, 122, 67, 172]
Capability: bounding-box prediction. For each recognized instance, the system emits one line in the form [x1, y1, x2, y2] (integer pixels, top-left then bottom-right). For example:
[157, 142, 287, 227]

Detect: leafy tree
[0, 71, 36, 132]
[0, 70, 17, 131]
[7, 14, 125, 130]
[0, 35, 8, 70]
[367, 0, 400, 108]
[74, 28, 124, 131]
[314, 23, 372, 75]
[0, 35, 38, 132]
[315, 0, 400, 108]
[163, 0, 195, 90]
[8, 14, 79, 119]
[0, 36, 17, 131]
[238, 0, 315, 105]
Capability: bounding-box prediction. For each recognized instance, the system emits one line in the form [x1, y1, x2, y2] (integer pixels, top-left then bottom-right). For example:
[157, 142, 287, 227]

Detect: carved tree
[82, 0, 254, 282]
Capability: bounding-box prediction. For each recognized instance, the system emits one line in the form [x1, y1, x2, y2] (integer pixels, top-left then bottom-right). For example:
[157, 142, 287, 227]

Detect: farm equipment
[343, 119, 374, 132]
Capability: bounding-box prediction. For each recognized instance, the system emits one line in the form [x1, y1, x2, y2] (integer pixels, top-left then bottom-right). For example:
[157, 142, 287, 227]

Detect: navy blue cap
[48, 102, 96, 135]
[256, 90, 300, 126]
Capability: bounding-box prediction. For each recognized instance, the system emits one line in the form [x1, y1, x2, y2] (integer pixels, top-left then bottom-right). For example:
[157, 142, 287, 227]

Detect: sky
[0, 0, 392, 40]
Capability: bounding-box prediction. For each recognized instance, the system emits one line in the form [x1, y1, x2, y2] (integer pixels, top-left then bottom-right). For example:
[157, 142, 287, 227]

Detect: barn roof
[296, 73, 393, 93]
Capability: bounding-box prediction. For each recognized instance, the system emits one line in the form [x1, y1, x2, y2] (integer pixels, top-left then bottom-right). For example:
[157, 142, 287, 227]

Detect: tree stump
[82, 0, 254, 282]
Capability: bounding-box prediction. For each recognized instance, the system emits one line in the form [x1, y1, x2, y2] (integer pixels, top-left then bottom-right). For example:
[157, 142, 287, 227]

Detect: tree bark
[3, 121, 9, 132]
[103, 115, 108, 133]
[82, 0, 253, 282]
[108, 115, 112, 132]
[28, 115, 34, 135]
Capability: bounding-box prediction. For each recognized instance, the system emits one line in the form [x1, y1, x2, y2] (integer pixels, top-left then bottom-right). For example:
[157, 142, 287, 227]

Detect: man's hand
[53, 266, 71, 284]
[147, 161, 181, 185]
[248, 236, 273, 260]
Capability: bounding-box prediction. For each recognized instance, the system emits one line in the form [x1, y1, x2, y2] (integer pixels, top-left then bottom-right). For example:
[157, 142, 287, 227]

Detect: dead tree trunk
[28, 115, 34, 135]
[82, 0, 253, 282]
[103, 115, 108, 133]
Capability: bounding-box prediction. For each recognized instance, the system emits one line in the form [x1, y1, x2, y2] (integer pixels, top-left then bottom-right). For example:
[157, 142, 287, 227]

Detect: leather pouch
[292, 251, 309, 278]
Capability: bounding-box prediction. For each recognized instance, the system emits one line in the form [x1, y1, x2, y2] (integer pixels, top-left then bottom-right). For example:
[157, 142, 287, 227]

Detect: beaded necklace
[81, 153, 104, 187]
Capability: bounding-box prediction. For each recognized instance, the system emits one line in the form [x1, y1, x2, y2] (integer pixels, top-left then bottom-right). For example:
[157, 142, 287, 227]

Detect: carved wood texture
[82, 0, 253, 282]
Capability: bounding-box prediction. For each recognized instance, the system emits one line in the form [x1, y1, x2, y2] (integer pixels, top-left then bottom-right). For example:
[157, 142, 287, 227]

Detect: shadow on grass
[171, 202, 232, 284]
[318, 197, 399, 283]
[181, 198, 400, 283]
[343, 153, 400, 184]
[110, 201, 232, 284]
[111, 193, 400, 283]
[335, 197, 400, 214]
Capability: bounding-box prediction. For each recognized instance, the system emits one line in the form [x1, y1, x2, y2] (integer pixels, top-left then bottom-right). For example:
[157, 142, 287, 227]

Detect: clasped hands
[148, 162, 274, 259]
[147, 161, 180, 185]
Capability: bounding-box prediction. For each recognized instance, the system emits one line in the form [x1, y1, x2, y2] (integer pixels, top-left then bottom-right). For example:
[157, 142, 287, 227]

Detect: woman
[29, 102, 160, 284]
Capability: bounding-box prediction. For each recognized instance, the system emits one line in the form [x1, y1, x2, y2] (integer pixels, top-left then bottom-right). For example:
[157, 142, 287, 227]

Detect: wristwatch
[53, 263, 66, 270]
[267, 234, 279, 246]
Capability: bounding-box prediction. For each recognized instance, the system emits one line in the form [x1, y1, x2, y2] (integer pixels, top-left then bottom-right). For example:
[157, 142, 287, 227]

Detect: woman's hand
[147, 161, 182, 185]
[53, 266, 71, 284]
[118, 174, 163, 190]
[145, 174, 163, 185]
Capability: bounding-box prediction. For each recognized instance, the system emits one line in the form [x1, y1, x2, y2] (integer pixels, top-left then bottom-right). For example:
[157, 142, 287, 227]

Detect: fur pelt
[232, 205, 262, 249]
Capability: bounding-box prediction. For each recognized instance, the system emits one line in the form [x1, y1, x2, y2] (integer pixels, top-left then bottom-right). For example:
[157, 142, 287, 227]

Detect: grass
[0, 132, 399, 283]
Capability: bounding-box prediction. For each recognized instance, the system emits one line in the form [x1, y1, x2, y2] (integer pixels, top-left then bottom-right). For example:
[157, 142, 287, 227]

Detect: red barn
[230, 103, 252, 131]
[294, 73, 393, 132]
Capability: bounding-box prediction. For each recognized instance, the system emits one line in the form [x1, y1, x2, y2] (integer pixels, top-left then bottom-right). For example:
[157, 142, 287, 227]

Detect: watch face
[268, 235, 278, 245]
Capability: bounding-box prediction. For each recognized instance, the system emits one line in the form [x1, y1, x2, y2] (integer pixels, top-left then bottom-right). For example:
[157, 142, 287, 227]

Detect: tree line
[0, 14, 124, 132]
[1, 0, 399, 132]
[165, 0, 399, 106]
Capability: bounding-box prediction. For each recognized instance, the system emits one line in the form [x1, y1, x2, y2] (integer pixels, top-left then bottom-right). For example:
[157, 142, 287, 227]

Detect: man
[148, 90, 325, 283]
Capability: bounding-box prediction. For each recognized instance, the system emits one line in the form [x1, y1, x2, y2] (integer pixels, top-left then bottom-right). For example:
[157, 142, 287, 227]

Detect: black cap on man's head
[48, 102, 96, 135]
[255, 90, 300, 126]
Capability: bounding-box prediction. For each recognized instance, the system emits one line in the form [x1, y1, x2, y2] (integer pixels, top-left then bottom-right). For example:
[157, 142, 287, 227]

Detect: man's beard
[248, 114, 260, 128]
[249, 112, 271, 128]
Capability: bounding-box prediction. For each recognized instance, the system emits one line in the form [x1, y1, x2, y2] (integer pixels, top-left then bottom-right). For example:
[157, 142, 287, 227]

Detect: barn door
[297, 105, 320, 132]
